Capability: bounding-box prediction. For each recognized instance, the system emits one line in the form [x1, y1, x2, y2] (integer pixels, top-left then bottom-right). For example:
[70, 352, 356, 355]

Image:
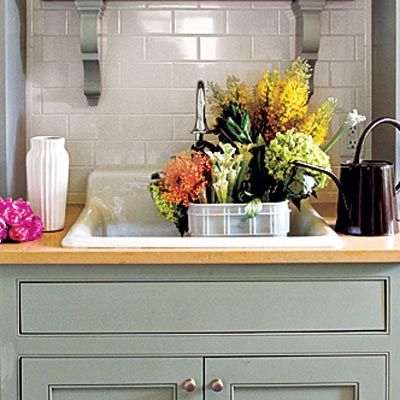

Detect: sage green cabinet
[0, 263, 398, 400]
[205, 357, 386, 400]
[22, 357, 203, 400]
[22, 356, 386, 400]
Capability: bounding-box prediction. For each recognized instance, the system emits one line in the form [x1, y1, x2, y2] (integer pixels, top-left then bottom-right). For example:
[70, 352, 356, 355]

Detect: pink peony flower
[0, 197, 33, 226]
[0, 217, 7, 241]
[0, 198, 43, 243]
[8, 215, 43, 243]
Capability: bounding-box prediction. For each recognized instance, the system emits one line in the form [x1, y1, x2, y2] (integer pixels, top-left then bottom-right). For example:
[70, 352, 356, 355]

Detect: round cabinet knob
[183, 378, 197, 392]
[211, 378, 224, 392]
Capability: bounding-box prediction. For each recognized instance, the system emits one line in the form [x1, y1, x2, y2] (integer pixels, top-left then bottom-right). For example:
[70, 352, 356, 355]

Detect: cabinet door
[205, 356, 386, 400]
[22, 357, 203, 400]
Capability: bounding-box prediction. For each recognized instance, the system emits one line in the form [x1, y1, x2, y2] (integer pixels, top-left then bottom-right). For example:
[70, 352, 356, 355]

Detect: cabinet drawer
[19, 280, 387, 335]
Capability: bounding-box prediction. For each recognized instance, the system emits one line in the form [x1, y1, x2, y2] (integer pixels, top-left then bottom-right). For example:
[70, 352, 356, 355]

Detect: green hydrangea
[264, 130, 331, 201]
[148, 182, 179, 224]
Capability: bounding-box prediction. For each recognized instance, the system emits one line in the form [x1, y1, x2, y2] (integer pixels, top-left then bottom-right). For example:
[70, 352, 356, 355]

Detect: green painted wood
[22, 357, 203, 400]
[205, 356, 386, 400]
[0, 263, 398, 400]
[20, 279, 386, 334]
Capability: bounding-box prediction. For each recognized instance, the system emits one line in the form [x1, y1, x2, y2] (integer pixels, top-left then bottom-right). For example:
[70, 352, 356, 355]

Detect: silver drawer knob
[211, 378, 224, 392]
[183, 378, 197, 392]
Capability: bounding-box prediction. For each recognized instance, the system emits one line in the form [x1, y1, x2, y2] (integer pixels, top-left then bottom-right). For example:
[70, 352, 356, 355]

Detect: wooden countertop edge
[1, 248, 400, 264]
[1, 204, 400, 264]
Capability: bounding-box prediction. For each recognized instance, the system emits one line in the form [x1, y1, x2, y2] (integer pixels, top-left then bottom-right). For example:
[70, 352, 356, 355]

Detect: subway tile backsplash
[27, 0, 371, 203]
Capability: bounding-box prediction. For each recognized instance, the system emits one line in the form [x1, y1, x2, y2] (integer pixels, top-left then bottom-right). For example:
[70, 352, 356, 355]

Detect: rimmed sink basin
[62, 167, 342, 249]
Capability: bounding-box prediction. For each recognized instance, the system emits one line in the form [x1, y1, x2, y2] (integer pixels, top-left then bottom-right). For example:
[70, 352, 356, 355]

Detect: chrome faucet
[191, 81, 218, 152]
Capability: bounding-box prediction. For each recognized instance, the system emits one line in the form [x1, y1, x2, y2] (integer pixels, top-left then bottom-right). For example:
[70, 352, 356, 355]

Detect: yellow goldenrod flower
[299, 97, 337, 145]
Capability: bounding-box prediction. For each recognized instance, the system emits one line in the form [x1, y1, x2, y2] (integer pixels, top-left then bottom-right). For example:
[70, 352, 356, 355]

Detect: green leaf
[244, 198, 263, 219]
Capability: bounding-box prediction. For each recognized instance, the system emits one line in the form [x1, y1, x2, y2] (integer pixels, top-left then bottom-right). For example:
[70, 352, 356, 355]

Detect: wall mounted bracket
[291, 0, 326, 95]
[74, 0, 105, 106]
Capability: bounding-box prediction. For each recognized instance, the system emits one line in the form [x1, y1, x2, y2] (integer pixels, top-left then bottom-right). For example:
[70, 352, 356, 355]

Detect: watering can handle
[354, 117, 400, 164]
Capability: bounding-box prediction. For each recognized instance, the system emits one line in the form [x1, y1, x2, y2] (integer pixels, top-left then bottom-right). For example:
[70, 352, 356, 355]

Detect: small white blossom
[346, 109, 367, 127]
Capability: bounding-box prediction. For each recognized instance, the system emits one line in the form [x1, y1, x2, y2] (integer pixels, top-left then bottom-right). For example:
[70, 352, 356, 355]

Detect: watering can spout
[293, 161, 352, 222]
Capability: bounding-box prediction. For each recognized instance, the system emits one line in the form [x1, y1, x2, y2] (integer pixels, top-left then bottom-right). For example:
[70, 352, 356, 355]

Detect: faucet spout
[191, 80, 209, 143]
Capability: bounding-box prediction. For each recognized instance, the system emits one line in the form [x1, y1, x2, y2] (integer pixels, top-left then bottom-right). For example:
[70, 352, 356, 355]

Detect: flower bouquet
[0, 198, 43, 243]
[149, 59, 365, 236]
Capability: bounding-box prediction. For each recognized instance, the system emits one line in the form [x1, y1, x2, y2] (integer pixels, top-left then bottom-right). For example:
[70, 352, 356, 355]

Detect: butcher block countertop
[1, 204, 400, 265]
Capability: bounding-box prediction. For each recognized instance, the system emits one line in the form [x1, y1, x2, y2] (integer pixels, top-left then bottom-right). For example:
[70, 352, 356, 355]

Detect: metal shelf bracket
[291, 0, 326, 95]
[74, 0, 105, 106]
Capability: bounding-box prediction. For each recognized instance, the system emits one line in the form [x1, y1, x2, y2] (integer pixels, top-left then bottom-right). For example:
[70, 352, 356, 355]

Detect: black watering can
[295, 117, 400, 236]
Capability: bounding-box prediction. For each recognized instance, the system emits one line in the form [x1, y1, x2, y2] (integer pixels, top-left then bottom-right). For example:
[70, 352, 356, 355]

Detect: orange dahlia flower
[162, 151, 211, 207]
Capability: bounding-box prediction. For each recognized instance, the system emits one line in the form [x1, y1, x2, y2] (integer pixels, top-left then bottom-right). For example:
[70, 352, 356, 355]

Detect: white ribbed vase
[26, 136, 69, 232]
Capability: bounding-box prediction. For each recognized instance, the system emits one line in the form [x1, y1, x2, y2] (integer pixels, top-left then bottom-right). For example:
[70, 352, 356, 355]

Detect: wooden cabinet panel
[205, 356, 386, 400]
[21, 358, 203, 400]
[19, 279, 386, 334]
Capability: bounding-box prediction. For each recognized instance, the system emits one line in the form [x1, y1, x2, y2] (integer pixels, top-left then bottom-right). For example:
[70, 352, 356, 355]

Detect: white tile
[146, 141, 193, 164]
[252, 1, 291, 9]
[95, 141, 146, 165]
[107, 1, 146, 9]
[41, 1, 75, 10]
[173, 63, 227, 87]
[42, 88, 90, 114]
[147, 37, 197, 61]
[330, 62, 365, 87]
[99, 10, 120, 35]
[174, 114, 196, 139]
[319, 36, 355, 61]
[172, 61, 274, 87]
[121, 63, 173, 88]
[32, 115, 68, 137]
[33, 36, 42, 62]
[42, 36, 81, 62]
[279, 9, 295, 35]
[146, 2, 199, 9]
[66, 10, 80, 35]
[68, 167, 92, 192]
[313, 61, 330, 87]
[200, 36, 251, 60]
[121, 11, 172, 34]
[100, 36, 145, 63]
[253, 36, 291, 60]
[146, 89, 194, 113]
[355, 36, 366, 60]
[69, 115, 120, 140]
[33, 63, 69, 88]
[320, 10, 330, 35]
[325, 0, 357, 10]
[66, 141, 95, 166]
[330, 10, 365, 35]
[227, 10, 278, 34]
[120, 116, 173, 140]
[175, 10, 225, 34]
[201, 1, 252, 8]
[94, 89, 148, 114]
[34, 10, 67, 35]
[311, 87, 356, 112]
[32, 88, 42, 114]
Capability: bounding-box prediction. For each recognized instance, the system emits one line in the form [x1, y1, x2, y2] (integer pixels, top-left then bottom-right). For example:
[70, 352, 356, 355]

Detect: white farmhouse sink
[62, 167, 342, 249]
